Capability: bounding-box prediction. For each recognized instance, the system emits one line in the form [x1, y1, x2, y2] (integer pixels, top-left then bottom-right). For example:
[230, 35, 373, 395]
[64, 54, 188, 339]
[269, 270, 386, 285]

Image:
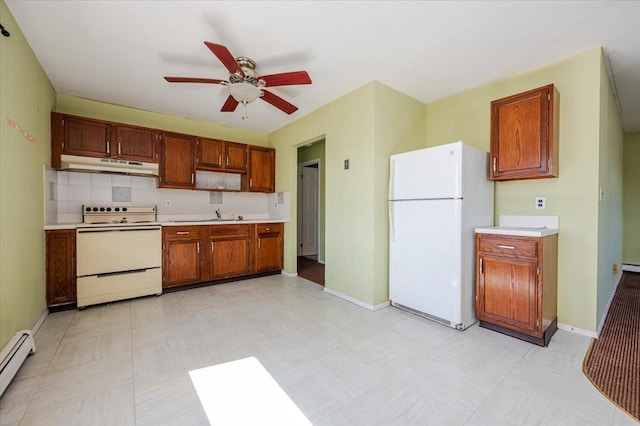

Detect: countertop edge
[162, 219, 286, 226]
[475, 227, 558, 237]
[45, 219, 287, 230]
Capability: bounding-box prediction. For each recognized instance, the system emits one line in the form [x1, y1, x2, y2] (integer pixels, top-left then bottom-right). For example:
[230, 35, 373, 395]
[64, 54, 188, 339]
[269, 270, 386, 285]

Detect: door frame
[297, 158, 321, 259]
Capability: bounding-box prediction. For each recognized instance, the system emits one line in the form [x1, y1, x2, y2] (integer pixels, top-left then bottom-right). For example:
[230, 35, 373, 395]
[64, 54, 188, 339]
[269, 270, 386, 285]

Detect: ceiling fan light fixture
[228, 81, 262, 104]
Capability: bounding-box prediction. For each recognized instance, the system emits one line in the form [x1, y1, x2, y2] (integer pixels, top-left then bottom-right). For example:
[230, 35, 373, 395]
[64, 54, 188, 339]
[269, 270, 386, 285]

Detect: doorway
[297, 141, 325, 285]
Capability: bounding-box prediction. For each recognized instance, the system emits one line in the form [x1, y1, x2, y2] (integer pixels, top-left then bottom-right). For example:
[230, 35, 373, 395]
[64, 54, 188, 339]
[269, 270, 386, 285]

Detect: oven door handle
[77, 227, 160, 234]
[95, 267, 160, 278]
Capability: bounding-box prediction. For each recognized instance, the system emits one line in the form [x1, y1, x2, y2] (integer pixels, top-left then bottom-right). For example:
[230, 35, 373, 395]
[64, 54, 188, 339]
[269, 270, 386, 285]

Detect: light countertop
[45, 219, 286, 231]
[475, 226, 558, 237]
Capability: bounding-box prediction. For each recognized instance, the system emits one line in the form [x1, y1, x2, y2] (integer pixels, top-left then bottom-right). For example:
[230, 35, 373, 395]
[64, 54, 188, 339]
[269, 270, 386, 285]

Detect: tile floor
[0, 275, 636, 425]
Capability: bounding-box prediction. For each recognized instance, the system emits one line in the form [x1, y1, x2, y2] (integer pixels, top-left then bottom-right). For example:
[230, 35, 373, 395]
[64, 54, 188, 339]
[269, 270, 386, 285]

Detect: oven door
[76, 225, 162, 308]
[76, 225, 161, 277]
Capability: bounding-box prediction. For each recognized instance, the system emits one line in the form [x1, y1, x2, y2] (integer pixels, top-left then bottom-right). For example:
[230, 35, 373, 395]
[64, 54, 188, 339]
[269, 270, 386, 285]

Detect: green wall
[424, 47, 622, 333]
[270, 83, 377, 303]
[270, 81, 424, 306]
[596, 53, 624, 327]
[0, 1, 56, 348]
[623, 132, 640, 265]
[298, 140, 326, 262]
[55, 94, 269, 147]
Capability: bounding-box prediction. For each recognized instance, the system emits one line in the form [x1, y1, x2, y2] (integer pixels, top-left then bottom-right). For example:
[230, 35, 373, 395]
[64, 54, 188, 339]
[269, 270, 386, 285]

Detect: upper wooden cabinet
[159, 132, 196, 189]
[51, 113, 111, 162]
[247, 146, 275, 193]
[114, 125, 159, 163]
[51, 113, 159, 166]
[197, 138, 247, 173]
[490, 84, 559, 181]
[51, 112, 276, 194]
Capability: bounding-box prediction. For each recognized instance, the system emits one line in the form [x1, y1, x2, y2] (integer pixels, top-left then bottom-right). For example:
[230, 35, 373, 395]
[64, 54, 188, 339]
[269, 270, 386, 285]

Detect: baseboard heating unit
[0, 330, 36, 397]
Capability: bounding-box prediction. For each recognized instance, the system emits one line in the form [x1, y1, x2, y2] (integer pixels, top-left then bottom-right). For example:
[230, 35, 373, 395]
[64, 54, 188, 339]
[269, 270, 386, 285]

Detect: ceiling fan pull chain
[242, 101, 248, 120]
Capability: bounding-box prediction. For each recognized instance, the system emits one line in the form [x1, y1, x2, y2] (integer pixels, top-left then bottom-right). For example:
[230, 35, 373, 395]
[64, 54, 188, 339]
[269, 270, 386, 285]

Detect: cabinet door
[164, 238, 202, 287]
[46, 230, 76, 306]
[477, 255, 539, 335]
[255, 224, 283, 272]
[210, 236, 252, 279]
[490, 84, 557, 181]
[64, 116, 111, 158]
[198, 138, 224, 170]
[248, 146, 275, 193]
[225, 142, 247, 172]
[160, 133, 196, 188]
[115, 126, 158, 162]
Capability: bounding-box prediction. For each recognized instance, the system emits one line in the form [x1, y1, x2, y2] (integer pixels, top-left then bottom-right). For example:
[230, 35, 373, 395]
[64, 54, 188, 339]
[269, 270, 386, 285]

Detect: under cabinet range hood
[60, 154, 159, 176]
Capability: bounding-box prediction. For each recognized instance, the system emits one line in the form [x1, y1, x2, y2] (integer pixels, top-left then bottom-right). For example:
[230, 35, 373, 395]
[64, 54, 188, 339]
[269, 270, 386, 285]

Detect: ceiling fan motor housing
[230, 57, 265, 87]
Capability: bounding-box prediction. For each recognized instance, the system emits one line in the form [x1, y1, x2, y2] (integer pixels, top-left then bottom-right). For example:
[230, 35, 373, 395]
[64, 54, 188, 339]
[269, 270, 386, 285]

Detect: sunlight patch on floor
[189, 357, 311, 425]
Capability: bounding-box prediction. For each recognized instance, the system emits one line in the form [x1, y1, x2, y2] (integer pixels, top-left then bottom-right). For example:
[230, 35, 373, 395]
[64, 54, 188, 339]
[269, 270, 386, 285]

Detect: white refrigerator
[388, 141, 493, 330]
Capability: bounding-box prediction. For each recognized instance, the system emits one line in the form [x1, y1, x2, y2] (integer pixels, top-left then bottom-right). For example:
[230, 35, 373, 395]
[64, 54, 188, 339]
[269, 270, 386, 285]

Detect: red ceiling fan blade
[221, 95, 239, 112]
[164, 77, 225, 84]
[261, 90, 298, 114]
[261, 71, 312, 87]
[204, 42, 243, 76]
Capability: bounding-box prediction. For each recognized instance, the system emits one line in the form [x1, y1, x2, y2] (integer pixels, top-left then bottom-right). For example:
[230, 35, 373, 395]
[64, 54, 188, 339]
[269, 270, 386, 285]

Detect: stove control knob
[122, 207, 128, 212]
[106, 207, 112, 212]
[114, 207, 120, 212]
[92, 207, 99, 212]
[85, 207, 91, 212]
[100, 207, 105, 212]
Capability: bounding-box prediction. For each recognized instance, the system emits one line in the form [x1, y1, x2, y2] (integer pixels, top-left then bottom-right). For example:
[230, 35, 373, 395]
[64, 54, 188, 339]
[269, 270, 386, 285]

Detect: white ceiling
[6, 1, 640, 135]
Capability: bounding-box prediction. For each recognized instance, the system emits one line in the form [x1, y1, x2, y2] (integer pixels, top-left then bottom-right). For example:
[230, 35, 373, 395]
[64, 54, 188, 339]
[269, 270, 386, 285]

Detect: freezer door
[389, 142, 462, 200]
[389, 199, 463, 325]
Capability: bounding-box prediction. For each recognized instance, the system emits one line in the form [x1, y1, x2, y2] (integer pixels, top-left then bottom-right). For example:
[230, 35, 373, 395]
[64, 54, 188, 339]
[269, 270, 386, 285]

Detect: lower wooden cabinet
[476, 232, 558, 346]
[163, 226, 203, 288]
[162, 223, 283, 289]
[45, 229, 76, 307]
[255, 223, 284, 273]
[208, 225, 252, 280]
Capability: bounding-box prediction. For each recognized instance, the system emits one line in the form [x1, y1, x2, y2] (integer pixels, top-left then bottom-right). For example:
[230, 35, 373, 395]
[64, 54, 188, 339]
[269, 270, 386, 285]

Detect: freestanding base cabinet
[475, 231, 558, 346]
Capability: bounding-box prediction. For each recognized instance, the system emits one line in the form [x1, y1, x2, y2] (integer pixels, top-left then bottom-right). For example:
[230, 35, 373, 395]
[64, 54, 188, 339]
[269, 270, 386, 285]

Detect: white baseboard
[318, 259, 325, 264]
[33, 309, 49, 335]
[281, 270, 298, 277]
[323, 287, 390, 311]
[622, 263, 640, 273]
[557, 322, 598, 338]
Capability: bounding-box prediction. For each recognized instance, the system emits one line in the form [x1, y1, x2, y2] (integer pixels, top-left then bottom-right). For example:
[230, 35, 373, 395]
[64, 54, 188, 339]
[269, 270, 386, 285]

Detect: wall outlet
[165, 199, 171, 207]
[612, 263, 618, 274]
[535, 196, 546, 210]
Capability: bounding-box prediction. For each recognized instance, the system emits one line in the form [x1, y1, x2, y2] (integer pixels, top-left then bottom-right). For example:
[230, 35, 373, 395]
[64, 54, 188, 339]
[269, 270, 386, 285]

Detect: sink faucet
[215, 209, 222, 219]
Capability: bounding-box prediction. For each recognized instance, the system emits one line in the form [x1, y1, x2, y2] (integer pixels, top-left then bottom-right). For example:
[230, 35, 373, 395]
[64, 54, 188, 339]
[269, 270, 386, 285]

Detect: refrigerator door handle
[389, 203, 396, 241]
[389, 158, 396, 200]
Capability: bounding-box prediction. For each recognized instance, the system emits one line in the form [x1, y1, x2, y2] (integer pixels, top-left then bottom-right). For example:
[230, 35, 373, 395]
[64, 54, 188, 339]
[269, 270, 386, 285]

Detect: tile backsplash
[46, 169, 289, 224]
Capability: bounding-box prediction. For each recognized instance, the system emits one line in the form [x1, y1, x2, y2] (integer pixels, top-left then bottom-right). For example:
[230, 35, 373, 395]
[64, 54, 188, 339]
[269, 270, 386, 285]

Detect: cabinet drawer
[210, 224, 252, 237]
[257, 223, 282, 234]
[478, 235, 537, 258]
[163, 226, 202, 240]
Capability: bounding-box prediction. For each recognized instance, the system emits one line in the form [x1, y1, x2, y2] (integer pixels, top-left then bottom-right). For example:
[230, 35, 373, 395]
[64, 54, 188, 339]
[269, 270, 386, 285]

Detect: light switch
[344, 159, 350, 170]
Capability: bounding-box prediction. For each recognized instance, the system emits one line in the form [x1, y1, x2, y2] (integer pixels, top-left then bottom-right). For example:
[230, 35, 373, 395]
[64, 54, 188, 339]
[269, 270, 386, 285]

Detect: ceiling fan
[164, 42, 312, 119]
